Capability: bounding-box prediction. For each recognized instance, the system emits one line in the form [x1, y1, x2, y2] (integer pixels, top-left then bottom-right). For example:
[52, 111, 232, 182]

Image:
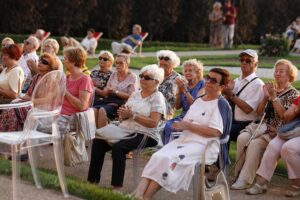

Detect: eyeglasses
[159, 56, 170, 61]
[204, 75, 220, 85]
[139, 74, 154, 81]
[39, 58, 49, 66]
[99, 57, 110, 62]
[239, 58, 253, 64]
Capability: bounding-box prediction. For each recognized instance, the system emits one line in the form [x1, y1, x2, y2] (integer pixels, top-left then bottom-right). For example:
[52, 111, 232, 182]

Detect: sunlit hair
[44, 38, 60, 54]
[115, 53, 130, 65]
[274, 59, 298, 82]
[133, 24, 142, 34]
[209, 68, 231, 86]
[140, 64, 164, 85]
[63, 47, 87, 68]
[213, 1, 222, 9]
[99, 50, 114, 63]
[182, 59, 204, 79]
[1, 37, 14, 47]
[1, 43, 22, 60]
[156, 50, 180, 68]
[27, 36, 40, 50]
[60, 36, 69, 46]
[40, 53, 58, 71]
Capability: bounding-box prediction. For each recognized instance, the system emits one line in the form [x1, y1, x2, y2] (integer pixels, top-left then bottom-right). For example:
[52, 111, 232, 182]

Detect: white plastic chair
[132, 32, 149, 56]
[0, 70, 67, 200]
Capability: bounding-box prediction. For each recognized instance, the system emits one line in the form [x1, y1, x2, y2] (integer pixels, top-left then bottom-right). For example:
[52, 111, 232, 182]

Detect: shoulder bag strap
[235, 77, 258, 96]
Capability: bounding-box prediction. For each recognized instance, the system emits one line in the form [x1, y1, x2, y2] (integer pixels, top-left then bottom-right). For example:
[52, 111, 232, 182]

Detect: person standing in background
[223, 0, 237, 48]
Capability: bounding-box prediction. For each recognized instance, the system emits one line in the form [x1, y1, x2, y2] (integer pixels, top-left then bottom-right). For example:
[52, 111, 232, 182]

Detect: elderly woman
[57, 47, 93, 132]
[96, 53, 138, 128]
[90, 51, 114, 121]
[231, 59, 299, 190]
[21, 53, 59, 101]
[162, 59, 205, 144]
[1, 37, 14, 47]
[0, 44, 24, 131]
[0, 44, 24, 103]
[246, 64, 300, 198]
[43, 38, 63, 71]
[26, 38, 63, 76]
[88, 64, 166, 188]
[133, 68, 230, 199]
[157, 50, 181, 119]
[208, 1, 224, 48]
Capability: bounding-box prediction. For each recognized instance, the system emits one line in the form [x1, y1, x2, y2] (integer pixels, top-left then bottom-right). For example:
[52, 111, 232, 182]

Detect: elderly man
[222, 49, 264, 150]
[18, 36, 39, 92]
[111, 24, 143, 54]
[157, 50, 181, 119]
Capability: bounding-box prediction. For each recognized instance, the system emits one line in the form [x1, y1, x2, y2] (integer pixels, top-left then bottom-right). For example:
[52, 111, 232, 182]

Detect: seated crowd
[0, 28, 300, 200]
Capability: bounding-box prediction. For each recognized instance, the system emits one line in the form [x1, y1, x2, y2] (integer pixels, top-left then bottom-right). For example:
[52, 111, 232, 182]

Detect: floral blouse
[158, 71, 181, 117]
[90, 69, 113, 99]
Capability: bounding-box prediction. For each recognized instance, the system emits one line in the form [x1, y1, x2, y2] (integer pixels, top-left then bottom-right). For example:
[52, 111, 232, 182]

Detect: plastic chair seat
[0, 130, 52, 145]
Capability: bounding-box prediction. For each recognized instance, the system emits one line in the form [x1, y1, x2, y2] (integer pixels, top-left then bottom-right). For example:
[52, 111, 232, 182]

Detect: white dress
[141, 97, 223, 193]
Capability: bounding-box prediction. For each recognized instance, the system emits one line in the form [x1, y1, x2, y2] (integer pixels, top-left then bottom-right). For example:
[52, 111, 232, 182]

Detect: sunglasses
[159, 56, 170, 61]
[99, 57, 110, 62]
[39, 58, 49, 66]
[139, 74, 154, 81]
[204, 75, 220, 85]
[239, 58, 253, 64]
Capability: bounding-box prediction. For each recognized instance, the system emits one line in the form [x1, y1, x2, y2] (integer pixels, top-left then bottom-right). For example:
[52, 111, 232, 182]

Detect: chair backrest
[132, 32, 149, 55]
[93, 32, 103, 41]
[31, 70, 66, 113]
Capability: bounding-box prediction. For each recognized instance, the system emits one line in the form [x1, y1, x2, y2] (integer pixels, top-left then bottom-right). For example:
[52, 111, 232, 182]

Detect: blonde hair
[44, 38, 60, 54]
[27, 36, 40, 50]
[274, 59, 298, 82]
[157, 50, 180, 68]
[115, 53, 130, 64]
[99, 50, 114, 63]
[1, 37, 14, 46]
[63, 47, 87, 68]
[133, 24, 142, 34]
[182, 59, 204, 79]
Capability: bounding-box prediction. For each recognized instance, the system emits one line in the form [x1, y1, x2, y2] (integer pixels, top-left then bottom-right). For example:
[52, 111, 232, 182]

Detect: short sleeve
[150, 92, 167, 119]
[8, 67, 24, 93]
[208, 107, 223, 135]
[79, 75, 93, 94]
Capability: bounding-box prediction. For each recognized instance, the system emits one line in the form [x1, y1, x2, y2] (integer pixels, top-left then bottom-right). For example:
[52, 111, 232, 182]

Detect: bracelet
[183, 90, 188, 95]
[115, 90, 119, 95]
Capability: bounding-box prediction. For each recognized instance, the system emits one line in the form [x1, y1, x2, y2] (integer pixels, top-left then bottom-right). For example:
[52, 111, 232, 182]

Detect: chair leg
[52, 123, 69, 198]
[193, 163, 201, 200]
[11, 144, 20, 200]
[27, 141, 42, 189]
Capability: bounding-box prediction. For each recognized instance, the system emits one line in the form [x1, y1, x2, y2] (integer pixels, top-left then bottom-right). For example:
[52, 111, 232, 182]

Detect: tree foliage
[0, 0, 299, 43]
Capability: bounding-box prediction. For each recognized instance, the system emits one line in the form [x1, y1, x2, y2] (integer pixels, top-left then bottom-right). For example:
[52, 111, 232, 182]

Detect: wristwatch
[115, 90, 119, 95]
[272, 97, 279, 102]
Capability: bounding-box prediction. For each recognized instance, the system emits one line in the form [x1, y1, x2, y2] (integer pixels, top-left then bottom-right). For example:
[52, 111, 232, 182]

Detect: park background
[0, 0, 300, 44]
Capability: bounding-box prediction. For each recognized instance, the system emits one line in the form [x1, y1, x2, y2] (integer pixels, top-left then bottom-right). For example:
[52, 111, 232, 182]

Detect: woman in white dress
[133, 68, 231, 199]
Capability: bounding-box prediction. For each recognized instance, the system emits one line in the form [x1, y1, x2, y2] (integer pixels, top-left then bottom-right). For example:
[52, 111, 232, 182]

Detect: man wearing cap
[223, 49, 264, 151]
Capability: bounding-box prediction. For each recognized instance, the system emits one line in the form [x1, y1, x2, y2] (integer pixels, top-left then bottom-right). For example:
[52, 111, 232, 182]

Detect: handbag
[198, 140, 230, 200]
[277, 118, 300, 140]
[63, 131, 88, 167]
[95, 123, 136, 144]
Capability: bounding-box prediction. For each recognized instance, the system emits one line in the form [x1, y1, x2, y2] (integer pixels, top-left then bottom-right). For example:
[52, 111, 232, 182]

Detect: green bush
[259, 34, 289, 57]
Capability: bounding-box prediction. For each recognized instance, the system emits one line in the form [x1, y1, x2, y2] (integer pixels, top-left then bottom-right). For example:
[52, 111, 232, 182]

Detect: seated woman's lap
[94, 102, 120, 120]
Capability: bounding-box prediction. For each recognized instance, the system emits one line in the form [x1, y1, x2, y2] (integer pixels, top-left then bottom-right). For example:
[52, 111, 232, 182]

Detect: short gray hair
[182, 59, 203, 73]
[140, 64, 164, 84]
[157, 50, 180, 68]
[99, 50, 114, 63]
[115, 53, 130, 64]
[27, 36, 40, 50]
[44, 38, 60, 54]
